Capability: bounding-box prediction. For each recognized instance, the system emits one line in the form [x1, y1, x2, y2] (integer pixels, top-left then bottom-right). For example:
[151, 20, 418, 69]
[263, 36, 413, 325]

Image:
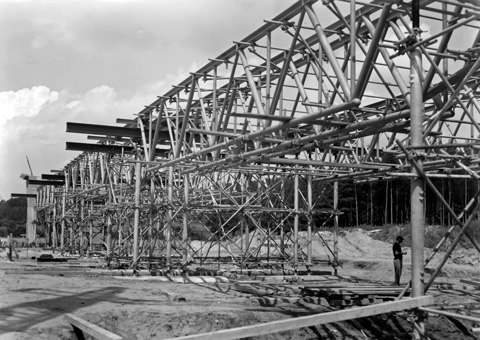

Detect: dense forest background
[217, 176, 479, 231]
[206, 176, 478, 233]
[0, 177, 477, 239]
[0, 198, 27, 237]
[302, 177, 478, 228]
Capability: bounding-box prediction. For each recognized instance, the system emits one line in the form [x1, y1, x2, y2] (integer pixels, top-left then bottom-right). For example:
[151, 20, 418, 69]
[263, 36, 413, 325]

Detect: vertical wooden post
[106, 186, 112, 257]
[45, 194, 50, 247]
[149, 177, 155, 257]
[89, 201, 93, 256]
[350, 0, 356, 100]
[410, 0, 426, 337]
[117, 162, 124, 257]
[280, 175, 285, 257]
[133, 161, 141, 270]
[61, 185, 67, 249]
[334, 181, 339, 275]
[166, 165, 173, 271]
[240, 217, 244, 269]
[107, 214, 112, 257]
[212, 66, 217, 131]
[53, 203, 57, 249]
[307, 172, 313, 266]
[183, 173, 189, 266]
[294, 173, 299, 269]
[266, 30, 271, 115]
[79, 199, 84, 254]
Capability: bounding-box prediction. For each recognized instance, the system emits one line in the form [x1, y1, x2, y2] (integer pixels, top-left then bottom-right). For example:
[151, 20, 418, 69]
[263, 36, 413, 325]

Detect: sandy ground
[1, 229, 480, 340]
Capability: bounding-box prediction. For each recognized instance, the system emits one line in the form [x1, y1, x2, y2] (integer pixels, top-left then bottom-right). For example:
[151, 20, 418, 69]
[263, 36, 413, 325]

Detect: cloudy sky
[0, 0, 294, 199]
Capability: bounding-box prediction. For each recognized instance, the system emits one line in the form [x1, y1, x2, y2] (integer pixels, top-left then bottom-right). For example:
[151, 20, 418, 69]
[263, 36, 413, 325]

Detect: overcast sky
[0, 0, 294, 199]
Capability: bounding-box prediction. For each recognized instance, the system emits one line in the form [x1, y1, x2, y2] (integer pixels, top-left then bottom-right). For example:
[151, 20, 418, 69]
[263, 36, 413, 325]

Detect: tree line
[307, 177, 477, 228]
[202, 175, 476, 233]
[0, 176, 475, 238]
[0, 197, 27, 237]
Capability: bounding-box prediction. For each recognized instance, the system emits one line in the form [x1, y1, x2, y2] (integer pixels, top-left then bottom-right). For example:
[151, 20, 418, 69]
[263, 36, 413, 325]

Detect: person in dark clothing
[393, 236, 407, 285]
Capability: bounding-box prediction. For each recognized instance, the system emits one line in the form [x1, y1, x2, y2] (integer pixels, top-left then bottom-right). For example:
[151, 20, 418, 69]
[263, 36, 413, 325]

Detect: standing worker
[393, 236, 407, 285]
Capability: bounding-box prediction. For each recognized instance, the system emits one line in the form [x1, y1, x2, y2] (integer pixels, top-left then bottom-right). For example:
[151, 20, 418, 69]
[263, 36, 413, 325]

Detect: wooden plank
[165, 296, 433, 340]
[11, 193, 37, 198]
[65, 313, 123, 340]
[66, 142, 135, 155]
[116, 118, 137, 125]
[420, 307, 480, 323]
[42, 174, 66, 181]
[459, 279, 480, 288]
[310, 120, 350, 127]
[27, 179, 65, 186]
[231, 112, 292, 122]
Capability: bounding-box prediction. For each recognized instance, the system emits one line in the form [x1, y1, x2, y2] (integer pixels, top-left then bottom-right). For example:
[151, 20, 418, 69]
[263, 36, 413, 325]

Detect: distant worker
[393, 236, 407, 285]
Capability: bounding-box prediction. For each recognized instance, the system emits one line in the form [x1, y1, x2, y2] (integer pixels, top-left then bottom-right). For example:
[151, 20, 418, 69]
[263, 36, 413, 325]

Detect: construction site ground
[1, 228, 480, 340]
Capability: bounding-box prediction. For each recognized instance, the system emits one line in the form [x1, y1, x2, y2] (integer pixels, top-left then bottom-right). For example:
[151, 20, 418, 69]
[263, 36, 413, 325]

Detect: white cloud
[0, 85, 119, 199]
[0, 86, 59, 126]
[0, 60, 206, 199]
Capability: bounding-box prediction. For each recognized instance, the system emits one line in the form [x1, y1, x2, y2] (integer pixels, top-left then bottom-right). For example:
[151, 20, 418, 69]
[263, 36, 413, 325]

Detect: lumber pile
[36, 254, 69, 262]
[300, 286, 410, 307]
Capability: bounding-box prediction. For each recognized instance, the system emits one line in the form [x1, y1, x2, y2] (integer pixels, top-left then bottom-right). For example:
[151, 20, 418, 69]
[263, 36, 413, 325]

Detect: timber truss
[26, 0, 480, 293]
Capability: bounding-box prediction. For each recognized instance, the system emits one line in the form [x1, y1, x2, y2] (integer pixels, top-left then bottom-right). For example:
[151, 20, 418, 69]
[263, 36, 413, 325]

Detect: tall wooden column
[410, 0, 425, 338]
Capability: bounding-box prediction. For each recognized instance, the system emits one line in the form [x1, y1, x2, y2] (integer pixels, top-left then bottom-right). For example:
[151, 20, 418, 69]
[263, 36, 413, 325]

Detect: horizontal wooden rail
[166, 296, 433, 340]
[419, 307, 480, 324]
[65, 313, 123, 340]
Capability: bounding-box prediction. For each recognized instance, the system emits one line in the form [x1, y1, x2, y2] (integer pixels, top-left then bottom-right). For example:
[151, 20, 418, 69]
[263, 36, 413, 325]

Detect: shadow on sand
[0, 286, 128, 334]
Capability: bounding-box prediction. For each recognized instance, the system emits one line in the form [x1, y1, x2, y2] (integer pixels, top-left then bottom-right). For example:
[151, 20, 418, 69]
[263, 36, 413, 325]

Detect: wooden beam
[459, 278, 480, 288]
[42, 174, 66, 181]
[66, 142, 135, 154]
[87, 136, 130, 142]
[231, 112, 292, 122]
[268, 157, 392, 170]
[166, 296, 433, 340]
[116, 118, 137, 125]
[27, 179, 65, 186]
[67, 122, 144, 138]
[187, 129, 283, 143]
[419, 307, 480, 324]
[11, 193, 37, 198]
[66, 142, 170, 155]
[65, 313, 123, 340]
[67, 122, 179, 142]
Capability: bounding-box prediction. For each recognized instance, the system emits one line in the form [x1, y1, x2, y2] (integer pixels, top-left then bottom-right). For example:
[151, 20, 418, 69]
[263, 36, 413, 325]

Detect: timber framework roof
[63, 0, 480, 183]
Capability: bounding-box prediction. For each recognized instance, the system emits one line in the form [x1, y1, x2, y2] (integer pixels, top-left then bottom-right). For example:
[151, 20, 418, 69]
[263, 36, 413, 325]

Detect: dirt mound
[313, 229, 393, 259]
[224, 228, 394, 261]
[449, 248, 480, 266]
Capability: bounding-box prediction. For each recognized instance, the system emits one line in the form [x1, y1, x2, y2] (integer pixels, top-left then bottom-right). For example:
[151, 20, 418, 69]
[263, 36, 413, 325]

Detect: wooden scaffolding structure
[20, 0, 480, 338]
